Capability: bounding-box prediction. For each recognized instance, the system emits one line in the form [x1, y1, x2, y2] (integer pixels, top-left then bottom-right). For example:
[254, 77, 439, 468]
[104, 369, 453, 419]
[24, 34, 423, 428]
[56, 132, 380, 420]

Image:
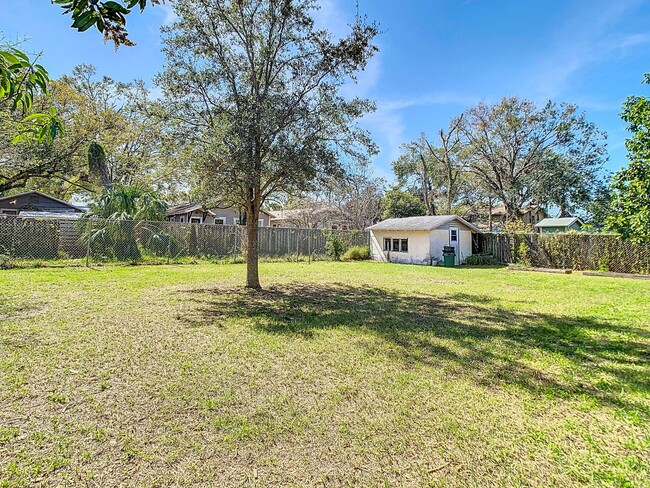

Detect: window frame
[214, 217, 226, 225]
[189, 216, 203, 224]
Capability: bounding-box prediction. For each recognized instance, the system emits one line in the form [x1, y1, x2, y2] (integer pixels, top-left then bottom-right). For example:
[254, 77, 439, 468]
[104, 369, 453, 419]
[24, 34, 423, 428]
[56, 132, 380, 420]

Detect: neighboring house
[0, 190, 85, 218]
[269, 206, 353, 230]
[534, 217, 583, 234]
[166, 203, 272, 226]
[367, 215, 479, 266]
[466, 204, 547, 231]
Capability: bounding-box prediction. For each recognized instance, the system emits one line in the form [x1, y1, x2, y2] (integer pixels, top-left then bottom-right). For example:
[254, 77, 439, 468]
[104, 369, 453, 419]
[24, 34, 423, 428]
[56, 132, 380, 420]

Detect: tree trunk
[488, 198, 493, 232]
[245, 191, 261, 289]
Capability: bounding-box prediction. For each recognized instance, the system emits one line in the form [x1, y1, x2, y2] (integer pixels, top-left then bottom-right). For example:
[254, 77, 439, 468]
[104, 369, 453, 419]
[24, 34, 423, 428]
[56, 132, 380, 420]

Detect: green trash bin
[443, 246, 456, 267]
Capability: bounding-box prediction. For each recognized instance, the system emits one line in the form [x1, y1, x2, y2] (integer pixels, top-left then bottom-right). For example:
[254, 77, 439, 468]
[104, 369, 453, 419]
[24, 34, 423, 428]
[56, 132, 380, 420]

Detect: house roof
[534, 217, 583, 228]
[166, 203, 215, 216]
[0, 190, 85, 213]
[367, 215, 480, 232]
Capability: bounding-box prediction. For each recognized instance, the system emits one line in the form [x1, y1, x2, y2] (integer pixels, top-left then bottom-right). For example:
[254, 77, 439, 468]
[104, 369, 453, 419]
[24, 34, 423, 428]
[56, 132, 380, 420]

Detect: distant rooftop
[535, 217, 583, 228]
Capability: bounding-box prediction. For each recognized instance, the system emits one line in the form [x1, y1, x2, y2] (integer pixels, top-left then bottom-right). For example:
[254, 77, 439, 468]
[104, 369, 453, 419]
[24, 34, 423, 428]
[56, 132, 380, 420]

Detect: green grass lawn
[0, 262, 648, 487]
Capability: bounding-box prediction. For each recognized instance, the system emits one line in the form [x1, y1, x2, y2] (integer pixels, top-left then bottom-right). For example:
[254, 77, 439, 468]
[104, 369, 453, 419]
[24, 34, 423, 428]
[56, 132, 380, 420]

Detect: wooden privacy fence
[0, 216, 369, 265]
[478, 232, 650, 275]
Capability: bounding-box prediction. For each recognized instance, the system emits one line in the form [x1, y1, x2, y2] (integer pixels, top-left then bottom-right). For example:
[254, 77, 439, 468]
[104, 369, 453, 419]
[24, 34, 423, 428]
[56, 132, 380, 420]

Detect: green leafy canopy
[52, 0, 163, 47]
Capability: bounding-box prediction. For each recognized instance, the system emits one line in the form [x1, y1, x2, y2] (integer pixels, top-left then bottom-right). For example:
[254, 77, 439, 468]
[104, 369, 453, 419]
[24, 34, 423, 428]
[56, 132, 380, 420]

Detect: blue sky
[2, 0, 650, 181]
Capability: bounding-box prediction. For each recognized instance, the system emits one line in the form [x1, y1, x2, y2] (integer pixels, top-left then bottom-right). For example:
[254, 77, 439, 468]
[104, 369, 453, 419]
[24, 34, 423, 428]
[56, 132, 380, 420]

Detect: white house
[367, 215, 480, 266]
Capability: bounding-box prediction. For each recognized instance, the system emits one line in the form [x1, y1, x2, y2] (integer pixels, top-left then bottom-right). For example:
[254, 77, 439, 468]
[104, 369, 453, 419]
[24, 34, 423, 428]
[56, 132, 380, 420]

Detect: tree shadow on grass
[183, 283, 650, 416]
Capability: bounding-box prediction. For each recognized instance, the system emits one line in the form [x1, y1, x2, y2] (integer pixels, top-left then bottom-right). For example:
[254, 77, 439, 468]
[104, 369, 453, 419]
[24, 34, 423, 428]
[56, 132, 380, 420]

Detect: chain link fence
[478, 232, 650, 275]
[0, 216, 370, 268]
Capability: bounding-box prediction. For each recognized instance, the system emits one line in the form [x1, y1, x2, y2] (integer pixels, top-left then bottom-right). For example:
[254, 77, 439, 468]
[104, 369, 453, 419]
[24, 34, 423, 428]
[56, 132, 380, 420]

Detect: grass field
[0, 262, 649, 487]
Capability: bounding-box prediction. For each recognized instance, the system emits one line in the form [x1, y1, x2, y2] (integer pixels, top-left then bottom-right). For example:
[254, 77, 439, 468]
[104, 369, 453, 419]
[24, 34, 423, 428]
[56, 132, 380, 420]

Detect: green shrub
[325, 232, 345, 261]
[0, 254, 13, 270]
[517, 241, 531, 267]
[464, 254, 499, 266]
[342, 245, 370, 261]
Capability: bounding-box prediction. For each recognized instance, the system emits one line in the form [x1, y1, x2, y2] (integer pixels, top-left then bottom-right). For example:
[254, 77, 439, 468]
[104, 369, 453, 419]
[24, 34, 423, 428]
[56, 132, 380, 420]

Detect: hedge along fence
[0, 216, 370, 266]
[478, 232, 650, 275]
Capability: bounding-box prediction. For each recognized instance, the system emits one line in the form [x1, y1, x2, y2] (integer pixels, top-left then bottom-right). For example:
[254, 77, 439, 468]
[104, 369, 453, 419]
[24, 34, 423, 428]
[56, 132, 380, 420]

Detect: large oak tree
[157, 0, 378, 288]
[459, 97, 607, 220]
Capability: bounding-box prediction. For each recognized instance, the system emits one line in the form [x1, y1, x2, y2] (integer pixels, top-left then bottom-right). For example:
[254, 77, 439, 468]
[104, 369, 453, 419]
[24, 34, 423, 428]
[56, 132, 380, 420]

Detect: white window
[258, 218, 265, 227]
[214, 218, 225, 225]
[387, 237, 408, 252]
[0, 209, 18, 215]
[180, 217, 185, 223]
[450, 228, 458, 242]
[190, 217, 202, 224]
[233, 218, 240, 225]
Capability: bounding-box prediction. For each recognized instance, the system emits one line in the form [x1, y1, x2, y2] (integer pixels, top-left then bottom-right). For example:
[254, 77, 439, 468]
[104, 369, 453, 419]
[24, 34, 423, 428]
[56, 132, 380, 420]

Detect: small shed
[535, 217, 583, 234]
[367, 215, 479, 266]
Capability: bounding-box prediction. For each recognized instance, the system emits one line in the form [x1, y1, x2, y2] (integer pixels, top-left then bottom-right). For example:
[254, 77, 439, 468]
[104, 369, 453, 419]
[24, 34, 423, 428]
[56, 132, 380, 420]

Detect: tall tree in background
[381, 187, 425, 219]
[607, 75, 650, 243]
[2, 65, 182, 199]
[392, 120, 467, 216]
[425, 116, 466, 215]
[459, 97, 606, 220]
[157, 0, 378, 289]
[331, 166, 385, 229]
[392, 136, 437, 215]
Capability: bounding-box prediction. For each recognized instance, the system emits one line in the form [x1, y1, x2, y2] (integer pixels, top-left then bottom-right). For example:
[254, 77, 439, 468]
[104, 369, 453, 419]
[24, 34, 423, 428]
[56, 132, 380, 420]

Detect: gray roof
[534, 217, 583, 228]
[166, 203, 214, 217]
[367, 215, 480, 232]
[0, 190, 85, 213]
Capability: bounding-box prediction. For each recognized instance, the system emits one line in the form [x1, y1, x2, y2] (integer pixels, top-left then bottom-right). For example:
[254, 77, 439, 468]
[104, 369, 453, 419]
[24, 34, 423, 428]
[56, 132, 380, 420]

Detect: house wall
[0, 193, 81, 215]
[429, 228, 473, 264]
[522, 208, 546, 225]
[370, 230, 432, 265]
[168, 207, 271, 226]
